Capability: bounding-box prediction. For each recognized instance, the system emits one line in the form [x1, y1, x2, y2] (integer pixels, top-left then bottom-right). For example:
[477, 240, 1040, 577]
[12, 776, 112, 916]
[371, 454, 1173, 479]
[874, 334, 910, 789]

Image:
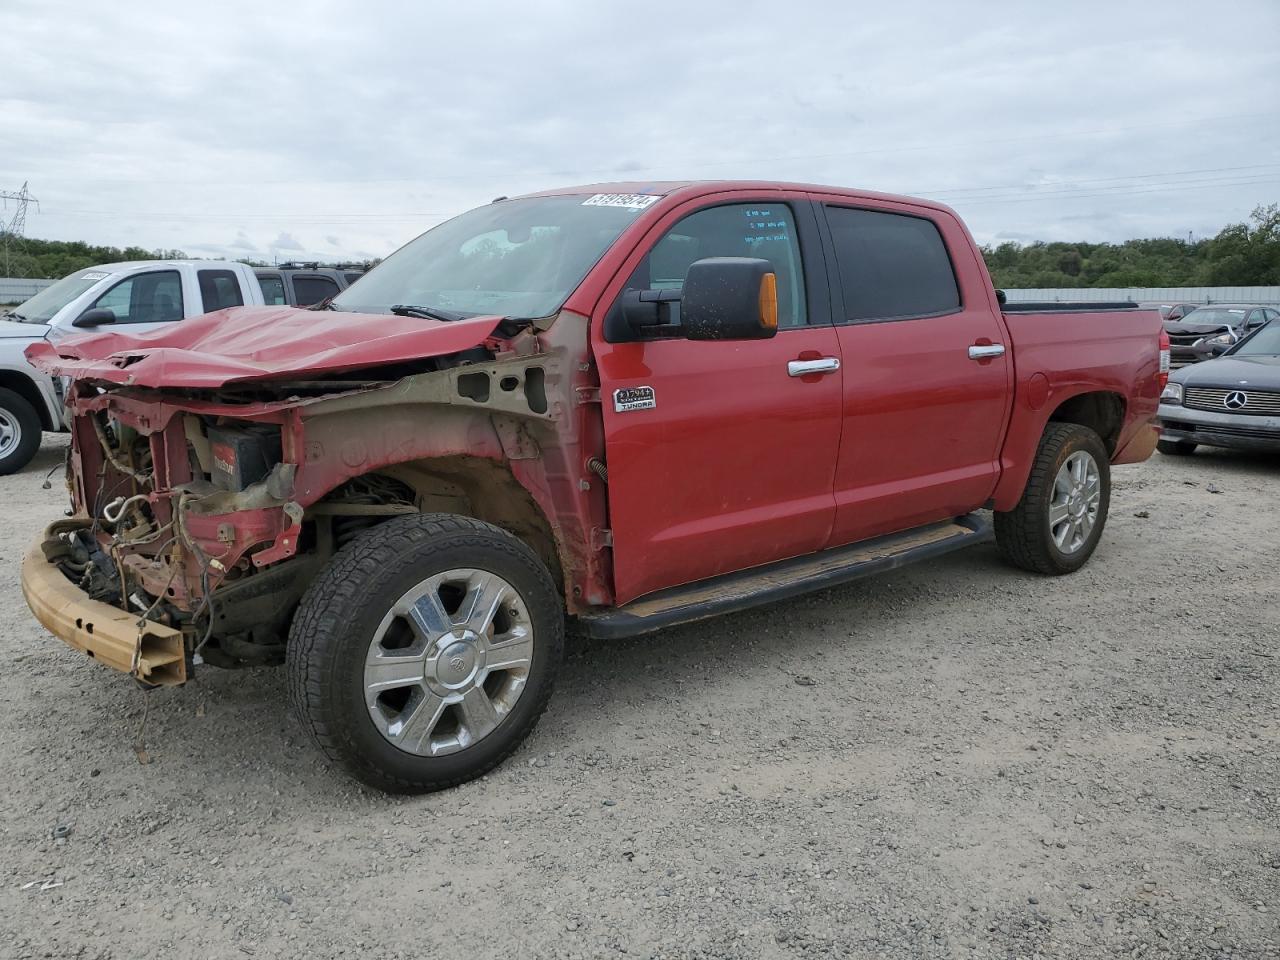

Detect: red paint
[46, 181, 1163, 615]
[27, 306, 503, 388]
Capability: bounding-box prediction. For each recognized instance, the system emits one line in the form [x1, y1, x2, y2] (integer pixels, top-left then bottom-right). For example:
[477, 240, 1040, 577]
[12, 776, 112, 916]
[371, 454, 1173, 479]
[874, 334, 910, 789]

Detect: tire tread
[285, 513, 562, 793]
[994, 423, 1109, 576]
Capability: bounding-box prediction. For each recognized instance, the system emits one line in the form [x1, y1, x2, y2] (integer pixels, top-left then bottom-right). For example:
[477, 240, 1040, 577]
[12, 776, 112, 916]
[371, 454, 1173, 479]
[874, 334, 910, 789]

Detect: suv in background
[255, 263, 365, 307]
[0, 259, 264, 473]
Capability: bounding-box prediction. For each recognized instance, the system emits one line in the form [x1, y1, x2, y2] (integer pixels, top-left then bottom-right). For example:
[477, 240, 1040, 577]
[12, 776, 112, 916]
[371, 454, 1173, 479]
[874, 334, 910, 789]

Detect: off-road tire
[0, 387, 42, 475]
[286, 513, 565, 793]
[1156, 438, 1197, 456]
[995, 423, 1110, 576]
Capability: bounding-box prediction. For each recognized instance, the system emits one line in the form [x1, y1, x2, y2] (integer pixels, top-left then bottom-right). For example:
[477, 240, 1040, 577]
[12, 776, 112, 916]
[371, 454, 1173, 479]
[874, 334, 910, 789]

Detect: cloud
[269, 232, 304, 253]
[0, 0, 1276, 262]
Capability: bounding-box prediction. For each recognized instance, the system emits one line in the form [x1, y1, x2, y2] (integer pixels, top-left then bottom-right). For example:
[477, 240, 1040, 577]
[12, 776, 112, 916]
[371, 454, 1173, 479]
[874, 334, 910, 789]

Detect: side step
[579, 513, 993, 640]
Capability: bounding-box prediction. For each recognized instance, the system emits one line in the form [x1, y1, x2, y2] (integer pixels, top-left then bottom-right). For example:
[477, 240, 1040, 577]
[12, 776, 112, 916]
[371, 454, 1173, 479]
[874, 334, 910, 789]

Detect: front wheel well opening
[0, 370, 55, 431]
[318, 458, 565, 596]
[1047, 391, 1125, 455]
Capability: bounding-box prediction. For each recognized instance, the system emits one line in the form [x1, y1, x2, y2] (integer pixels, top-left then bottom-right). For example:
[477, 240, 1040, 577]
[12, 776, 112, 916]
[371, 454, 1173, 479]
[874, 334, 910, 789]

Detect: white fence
[1004, 287, 1280, 305]
[0, 277, 55, 304]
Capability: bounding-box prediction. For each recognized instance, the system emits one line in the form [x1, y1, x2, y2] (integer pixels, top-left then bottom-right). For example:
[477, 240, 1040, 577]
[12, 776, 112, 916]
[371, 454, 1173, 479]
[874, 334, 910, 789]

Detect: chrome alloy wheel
[0, 407, 20, 458]
[363, 568, 534, 757]
[1048, 450, 1101, 555]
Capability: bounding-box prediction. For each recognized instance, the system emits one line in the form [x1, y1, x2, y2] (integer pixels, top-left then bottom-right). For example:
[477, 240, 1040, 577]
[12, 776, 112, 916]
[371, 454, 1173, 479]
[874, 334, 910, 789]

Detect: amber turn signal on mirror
[758, 272, 778, 331]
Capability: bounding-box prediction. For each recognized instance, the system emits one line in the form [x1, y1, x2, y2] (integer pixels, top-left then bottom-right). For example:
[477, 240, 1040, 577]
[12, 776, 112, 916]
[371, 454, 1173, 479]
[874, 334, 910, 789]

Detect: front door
[80, 269, 186, 334]
[817, 200, 1013, 546]
[593, 194, 843, 604]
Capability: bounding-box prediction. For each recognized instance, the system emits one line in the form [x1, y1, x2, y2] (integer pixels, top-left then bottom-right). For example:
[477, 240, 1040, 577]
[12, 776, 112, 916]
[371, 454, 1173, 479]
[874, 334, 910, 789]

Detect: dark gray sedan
[1157, 321, 1280, 454]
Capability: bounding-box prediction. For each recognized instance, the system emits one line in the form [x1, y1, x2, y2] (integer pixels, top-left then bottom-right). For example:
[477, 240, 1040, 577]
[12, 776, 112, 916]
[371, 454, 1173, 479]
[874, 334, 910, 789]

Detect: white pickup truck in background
[0, 260, 264, 473]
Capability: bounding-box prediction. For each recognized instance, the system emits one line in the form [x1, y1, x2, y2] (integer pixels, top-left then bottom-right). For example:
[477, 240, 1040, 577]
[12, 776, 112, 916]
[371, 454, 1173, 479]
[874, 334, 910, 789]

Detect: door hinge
[576, 386, 601, 405]
[591, 527, 614, 550]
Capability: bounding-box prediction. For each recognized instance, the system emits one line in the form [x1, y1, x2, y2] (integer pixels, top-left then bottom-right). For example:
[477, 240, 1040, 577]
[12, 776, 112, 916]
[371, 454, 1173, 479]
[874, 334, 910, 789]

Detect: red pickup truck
[23, 182, 1166, 792]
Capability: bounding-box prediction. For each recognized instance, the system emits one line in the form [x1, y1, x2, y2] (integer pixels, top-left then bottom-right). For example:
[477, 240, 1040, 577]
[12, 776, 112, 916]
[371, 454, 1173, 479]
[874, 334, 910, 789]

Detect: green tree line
[0, 237, 190, 279]
[0, 238, 375, 279]
[3, 203, 1278, 289]
[983, 203, 1280, 289]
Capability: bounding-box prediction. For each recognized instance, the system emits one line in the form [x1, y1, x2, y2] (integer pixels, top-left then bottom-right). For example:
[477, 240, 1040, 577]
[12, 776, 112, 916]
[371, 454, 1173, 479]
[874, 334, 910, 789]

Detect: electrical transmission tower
[0, 182, 38, 277]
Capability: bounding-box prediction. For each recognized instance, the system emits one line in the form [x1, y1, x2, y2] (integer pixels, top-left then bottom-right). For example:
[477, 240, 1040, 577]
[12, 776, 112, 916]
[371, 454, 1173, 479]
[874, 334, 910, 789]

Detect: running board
[579, 513, 993, 640]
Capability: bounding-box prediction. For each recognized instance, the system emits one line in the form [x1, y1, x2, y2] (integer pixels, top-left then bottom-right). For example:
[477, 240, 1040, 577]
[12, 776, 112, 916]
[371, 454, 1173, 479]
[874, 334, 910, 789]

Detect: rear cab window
[823, 206, 960, 322]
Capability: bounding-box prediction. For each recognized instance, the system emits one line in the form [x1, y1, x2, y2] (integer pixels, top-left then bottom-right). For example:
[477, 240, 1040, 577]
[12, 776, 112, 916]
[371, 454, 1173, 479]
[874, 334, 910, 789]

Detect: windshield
[4, 269, 112, 324]
[1178, 307, 1247, 327]
[1233, 321, 1280, 356]
[332, 194, 656, 320]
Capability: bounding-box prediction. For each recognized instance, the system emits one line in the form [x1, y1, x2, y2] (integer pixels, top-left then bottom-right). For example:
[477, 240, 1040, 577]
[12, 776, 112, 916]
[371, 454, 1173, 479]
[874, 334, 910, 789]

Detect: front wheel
[995, 423, 1110, 575]
[0, 387, 42, 475]
[287, 514, 565, 793]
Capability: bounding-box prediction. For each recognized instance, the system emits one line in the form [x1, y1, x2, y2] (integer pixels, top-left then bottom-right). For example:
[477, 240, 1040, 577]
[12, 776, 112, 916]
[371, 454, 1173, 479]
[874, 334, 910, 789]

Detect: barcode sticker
[582, 193, 660, 210]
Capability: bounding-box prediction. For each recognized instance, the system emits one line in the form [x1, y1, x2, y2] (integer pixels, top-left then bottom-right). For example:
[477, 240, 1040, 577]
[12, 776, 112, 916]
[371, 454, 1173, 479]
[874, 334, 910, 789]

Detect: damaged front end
[23, 311, 609, 687]
[33, 383, 320, 683]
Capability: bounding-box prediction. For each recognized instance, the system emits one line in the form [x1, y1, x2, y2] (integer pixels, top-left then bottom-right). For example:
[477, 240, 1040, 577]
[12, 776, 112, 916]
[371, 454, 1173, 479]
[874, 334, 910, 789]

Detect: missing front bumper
[21, 534, 187, 686]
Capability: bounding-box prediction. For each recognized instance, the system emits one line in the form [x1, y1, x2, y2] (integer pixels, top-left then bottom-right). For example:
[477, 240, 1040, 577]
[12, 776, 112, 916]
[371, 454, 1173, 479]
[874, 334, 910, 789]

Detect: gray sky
[3, 0, 1278, 263]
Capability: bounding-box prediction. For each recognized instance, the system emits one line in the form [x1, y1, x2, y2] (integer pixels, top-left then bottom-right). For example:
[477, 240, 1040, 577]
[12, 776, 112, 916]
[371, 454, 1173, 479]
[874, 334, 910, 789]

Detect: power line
[0, 181, 38, 275]
[5, 110, 1269, 189]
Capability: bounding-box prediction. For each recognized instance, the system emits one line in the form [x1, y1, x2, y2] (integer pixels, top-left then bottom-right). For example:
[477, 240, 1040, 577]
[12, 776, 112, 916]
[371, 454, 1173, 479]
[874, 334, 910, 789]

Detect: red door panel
[597, 330, 843, 604]
[817, 198, 1014, 547]
[828, 314, 1009, 545]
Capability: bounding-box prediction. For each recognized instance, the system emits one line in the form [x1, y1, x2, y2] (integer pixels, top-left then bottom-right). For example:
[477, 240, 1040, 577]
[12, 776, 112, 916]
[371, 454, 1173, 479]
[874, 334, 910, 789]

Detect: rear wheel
[0, 387, 42, 475]
[287, 514, 564, 793]
[1156, 438, 1197, 456]
[995, 423, 1110, 575]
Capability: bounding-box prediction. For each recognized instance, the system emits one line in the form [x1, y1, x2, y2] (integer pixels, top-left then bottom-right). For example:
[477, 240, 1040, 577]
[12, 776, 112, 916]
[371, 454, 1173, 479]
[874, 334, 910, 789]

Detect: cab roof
[516, 180, 958, 216]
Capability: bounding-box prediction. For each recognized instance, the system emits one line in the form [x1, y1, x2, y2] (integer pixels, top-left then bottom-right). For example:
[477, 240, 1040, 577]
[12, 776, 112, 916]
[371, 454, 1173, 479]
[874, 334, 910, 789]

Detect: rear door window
[824, 207, 960, 322]
[198, 269, 245, 311]
[87, 270, 184, 324]
[292, 275, 340, 306]
[257, 273, 287, 305]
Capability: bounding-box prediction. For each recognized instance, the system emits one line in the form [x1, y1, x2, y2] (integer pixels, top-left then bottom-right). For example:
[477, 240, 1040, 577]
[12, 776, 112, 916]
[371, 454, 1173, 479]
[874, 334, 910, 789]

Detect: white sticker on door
[613, 385, 656, 413]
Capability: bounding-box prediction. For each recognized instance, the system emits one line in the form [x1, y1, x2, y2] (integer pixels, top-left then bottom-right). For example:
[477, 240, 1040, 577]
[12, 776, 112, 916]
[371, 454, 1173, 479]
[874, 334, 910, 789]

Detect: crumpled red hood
[26, 306, 504, 389]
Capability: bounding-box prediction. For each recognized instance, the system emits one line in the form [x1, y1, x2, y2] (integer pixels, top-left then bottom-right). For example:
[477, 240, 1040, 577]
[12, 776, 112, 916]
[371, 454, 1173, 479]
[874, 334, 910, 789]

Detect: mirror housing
[681, 257, 778, 341]
[73, 307, 117, 328]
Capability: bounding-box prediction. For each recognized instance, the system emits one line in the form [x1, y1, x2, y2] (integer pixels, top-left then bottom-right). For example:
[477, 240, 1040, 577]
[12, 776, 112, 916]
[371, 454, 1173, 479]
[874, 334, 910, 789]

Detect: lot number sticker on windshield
[583, 193, 660, 210]
[81, 272, 109, 281]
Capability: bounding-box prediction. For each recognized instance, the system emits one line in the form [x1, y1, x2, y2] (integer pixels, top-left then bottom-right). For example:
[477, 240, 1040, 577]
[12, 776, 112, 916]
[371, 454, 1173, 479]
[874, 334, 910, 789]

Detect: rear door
[257, 272, 287, 306]
[290, 273, 341, 306]
[817, 199, 1013, 546]
[593, 192, 843, 604]
[196, 268, 246, 314]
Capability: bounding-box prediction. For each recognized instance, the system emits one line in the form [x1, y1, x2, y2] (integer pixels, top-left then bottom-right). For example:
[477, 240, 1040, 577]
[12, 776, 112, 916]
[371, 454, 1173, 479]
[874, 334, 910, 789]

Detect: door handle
[968, 343, 1006, 360]
[787, 357, 841, 377]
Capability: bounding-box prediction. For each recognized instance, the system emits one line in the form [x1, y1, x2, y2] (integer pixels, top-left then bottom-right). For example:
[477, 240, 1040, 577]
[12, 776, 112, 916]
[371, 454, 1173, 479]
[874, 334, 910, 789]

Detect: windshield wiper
[390, 304, 467, 323]
[4, 311, 27, 321]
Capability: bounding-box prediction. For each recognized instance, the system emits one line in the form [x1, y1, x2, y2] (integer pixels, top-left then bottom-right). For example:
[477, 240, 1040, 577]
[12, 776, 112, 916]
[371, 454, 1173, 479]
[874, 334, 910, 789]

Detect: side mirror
[73, 308, 117, 328]
[681, 257, 778, 341]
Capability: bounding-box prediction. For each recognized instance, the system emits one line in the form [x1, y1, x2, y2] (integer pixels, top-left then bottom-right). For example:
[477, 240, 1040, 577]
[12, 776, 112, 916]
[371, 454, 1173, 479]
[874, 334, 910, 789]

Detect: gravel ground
[0, 434, 1277, 959]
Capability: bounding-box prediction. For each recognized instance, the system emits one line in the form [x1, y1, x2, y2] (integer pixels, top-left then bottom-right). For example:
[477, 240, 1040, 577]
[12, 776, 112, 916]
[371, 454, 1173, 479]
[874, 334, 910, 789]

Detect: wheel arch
[1046, 390, 1126, 455]
[992, 387, 1126, 512]
[377, 455, 565, 596]
[0, 367, 57, 431]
